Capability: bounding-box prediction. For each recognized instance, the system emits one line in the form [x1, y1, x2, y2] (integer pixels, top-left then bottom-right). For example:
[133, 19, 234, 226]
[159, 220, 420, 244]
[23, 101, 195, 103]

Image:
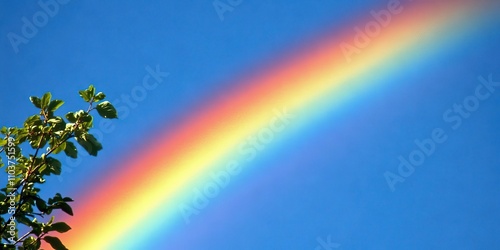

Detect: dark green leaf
[65, 112, 77, 123]
[54, 193, 63, 201]
[46, 157, 62, 175]
[32, 221, 42, 236]
[62, 197, 74, 202]
[35, 198, 47, 212]
[48, 100, 64, 112]
[43, 236, 68, 250]
[59, 202, 73, 216]
[17, 216, 33, 227]
[29, 96, 42, 109]
[41, 92, 52, 109]
[80, 113, 93, 130]
[96, 101, 118, 119]
[13, 145, 21, 158]
[94, 92, 106, 102]
[46, 110, 55, 119]
[64, 141, 77, 158]
[50, 222, 71, 233]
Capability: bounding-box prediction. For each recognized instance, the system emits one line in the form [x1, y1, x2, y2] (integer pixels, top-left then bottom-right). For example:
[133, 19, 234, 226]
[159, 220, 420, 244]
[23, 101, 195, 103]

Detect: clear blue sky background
[1, 1, 500, 249]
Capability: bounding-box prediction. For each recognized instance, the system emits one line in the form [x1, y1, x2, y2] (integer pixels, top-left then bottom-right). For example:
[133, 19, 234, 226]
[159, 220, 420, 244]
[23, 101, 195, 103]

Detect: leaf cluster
[0, 85, 117, 249]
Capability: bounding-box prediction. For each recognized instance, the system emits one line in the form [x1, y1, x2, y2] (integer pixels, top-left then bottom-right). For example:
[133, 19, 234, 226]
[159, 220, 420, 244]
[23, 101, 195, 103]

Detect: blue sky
[0, 1, 382, 193]
[1, 1, 500, 249]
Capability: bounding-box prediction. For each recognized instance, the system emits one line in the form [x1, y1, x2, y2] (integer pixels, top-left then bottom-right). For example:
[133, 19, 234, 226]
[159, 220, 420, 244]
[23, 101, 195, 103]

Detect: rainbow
[55, 1, 495, 249]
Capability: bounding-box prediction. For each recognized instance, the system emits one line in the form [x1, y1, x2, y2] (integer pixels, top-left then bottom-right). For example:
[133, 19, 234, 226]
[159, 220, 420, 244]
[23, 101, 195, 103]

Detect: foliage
[0, 85, 117, 249]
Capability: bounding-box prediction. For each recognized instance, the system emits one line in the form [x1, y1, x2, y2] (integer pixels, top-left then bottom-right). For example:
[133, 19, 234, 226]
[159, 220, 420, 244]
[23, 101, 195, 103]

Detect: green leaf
[65, 112, 77, 123]
[43, 236, 68, 250]
[48, 100, 64, 112]
[49, 117, 66, 132]
[48, 117, 63, 124]
[29, 134, 47, 149]
[96, 101, 118, 119]
[46, 157, 62, 175]
[64, 141, 77, 158]
[17, 215, 33, 227]
[62, 197, 74, 202]
[29, 96, 42, 109]
[88, 84, 95, 97]
[24, 115, 42, 127]
[16, 129, 29, 144]
[81, 117, 94, 131]
[7, 127, 18, 134]
[80, 112, 93, 123]
[75, 110, 85, 118]
[78, 85, 96, 103]
[43, 126, 52, 133]
[76, 133, 102, 156]
[50, 140, 66, 154]
[0, 138, 6, 146]
[41, 92, 52, 109]
[35, 197, 47, 212]
[23, 236, 37, 249]
[53, 193, 63, 202]
[12, 145, 21, 158]
[78, 90, 91, 102]
[59, 202, 73, 216]
[94, 92, 106, 102]
[31, 219, 42, 236]
[50, 222, 71, 233]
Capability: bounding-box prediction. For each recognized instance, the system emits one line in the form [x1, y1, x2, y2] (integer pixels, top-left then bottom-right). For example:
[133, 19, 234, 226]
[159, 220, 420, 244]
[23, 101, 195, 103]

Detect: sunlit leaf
[48, 100, 64, 112]
[29, 96, 42, 109]
[41, 92, 52, 109]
